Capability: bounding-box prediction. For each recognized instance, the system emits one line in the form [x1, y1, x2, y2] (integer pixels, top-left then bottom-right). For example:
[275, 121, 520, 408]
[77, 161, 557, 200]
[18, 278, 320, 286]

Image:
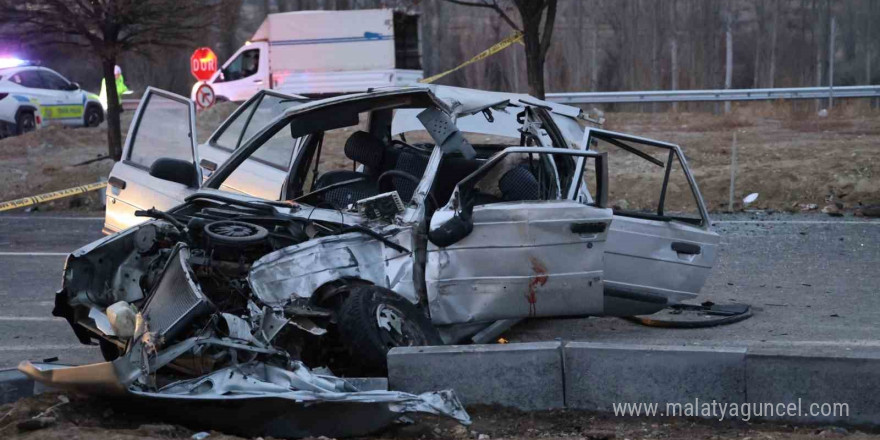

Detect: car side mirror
[428, 189, 475, 247]
[428, 211, 473, 247]
[149, 157, 199, 187]
[66, 82, 80, 91]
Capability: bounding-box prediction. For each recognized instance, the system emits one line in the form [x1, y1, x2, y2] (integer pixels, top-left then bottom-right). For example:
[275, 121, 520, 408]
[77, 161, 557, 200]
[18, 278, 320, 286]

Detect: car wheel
[338, 285, 441, 374]
[15, 111, 36, 135]
[84, 105, 103, 127]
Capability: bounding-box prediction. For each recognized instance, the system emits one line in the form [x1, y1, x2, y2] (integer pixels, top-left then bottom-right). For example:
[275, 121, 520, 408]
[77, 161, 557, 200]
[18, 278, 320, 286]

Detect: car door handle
[253, 79, 263, 84]
[199, 159, 218, 172]
[108, 176, 126, 190]
[672, 242, 701, 255]
[570, 222, 607, 234]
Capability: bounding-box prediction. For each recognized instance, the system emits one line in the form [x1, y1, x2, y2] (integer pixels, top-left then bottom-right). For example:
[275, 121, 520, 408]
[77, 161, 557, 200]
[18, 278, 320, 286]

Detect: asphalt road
[0, 212, 878, 368]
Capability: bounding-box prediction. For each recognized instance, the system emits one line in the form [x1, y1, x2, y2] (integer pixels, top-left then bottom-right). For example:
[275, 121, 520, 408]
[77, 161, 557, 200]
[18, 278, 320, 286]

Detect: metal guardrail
[121, 85, 880, 108]
[122, 99, 141, 110]
[545, 85, 880, 104]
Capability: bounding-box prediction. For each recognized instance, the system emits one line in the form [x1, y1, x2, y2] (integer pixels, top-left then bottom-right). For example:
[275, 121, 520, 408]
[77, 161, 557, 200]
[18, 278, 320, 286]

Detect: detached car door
[426, 147, 612, 325]
[579, 128, 720, 312]
[104, 88, 201, 234]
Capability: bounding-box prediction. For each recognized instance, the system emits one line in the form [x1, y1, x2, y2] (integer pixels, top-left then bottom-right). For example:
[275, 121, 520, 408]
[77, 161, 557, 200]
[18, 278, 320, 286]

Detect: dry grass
[601, 103, 880, 212]
[0, 103, 238, 212]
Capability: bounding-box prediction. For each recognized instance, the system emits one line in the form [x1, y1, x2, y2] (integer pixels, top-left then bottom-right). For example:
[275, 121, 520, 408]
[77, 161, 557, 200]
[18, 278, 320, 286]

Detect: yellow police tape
[419, 32, 524, 84]
[0, 181, 107, 212]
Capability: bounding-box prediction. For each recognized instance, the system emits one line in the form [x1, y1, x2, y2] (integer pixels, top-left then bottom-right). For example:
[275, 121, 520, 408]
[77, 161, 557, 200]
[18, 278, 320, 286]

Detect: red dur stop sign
[190, 47, 218, 81]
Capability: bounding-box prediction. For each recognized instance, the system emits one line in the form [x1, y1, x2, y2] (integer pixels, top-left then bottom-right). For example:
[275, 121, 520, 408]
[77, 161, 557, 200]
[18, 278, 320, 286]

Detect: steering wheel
[378, 170, 420, 189]
[291, 176, 367, 204]
[392, 139, 432, 154]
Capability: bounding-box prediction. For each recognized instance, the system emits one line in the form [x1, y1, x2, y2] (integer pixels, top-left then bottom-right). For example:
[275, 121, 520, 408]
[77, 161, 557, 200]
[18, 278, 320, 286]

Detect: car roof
[271, 85, 586, 144]
[278, 85, 582, 120]
[0, 65, 58, 77]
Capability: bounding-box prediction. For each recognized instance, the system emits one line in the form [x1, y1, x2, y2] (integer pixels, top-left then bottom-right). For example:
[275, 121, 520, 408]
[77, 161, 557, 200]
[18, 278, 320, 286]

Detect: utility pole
[670, 0, 679, 112]
[724, 8, 734, 114]
[814, 0, 823, 112]
[828, 15, 836, 110]
[768, 0, 779, 88]
[671, 38, 679, 112]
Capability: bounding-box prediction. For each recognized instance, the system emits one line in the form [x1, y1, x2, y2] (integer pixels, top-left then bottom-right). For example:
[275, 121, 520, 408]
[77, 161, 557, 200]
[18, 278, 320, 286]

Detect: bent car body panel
[604, 215, 720, 304]
[426, 201, 612, 324]
[249, 227, 419, 306]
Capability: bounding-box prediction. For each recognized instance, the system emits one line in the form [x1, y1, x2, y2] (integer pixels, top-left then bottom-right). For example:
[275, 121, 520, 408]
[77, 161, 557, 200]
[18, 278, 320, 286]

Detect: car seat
[313, 131, 386, 208]
[498, 165, 540, 201]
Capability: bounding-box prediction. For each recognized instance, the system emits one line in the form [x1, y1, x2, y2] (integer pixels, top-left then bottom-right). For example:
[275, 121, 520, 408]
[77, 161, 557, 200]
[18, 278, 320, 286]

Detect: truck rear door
[104, 88, 200, 234]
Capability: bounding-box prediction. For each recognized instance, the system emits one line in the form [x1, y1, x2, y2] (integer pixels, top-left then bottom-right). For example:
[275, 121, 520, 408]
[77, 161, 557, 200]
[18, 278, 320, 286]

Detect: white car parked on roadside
[0, 65, 104, 138]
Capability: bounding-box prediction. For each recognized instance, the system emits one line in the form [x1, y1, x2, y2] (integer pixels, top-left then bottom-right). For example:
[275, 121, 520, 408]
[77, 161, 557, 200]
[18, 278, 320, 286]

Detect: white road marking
[0, 252, 68, 257]
[714, 220, 880, 225]
[0, 317, 64, 322]
[0, 344, 91, 352]
[0, 216, 102, 221]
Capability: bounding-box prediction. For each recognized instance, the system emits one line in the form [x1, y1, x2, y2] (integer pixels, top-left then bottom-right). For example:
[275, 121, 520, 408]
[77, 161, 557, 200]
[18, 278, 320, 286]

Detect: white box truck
[192, 9, 423, 103]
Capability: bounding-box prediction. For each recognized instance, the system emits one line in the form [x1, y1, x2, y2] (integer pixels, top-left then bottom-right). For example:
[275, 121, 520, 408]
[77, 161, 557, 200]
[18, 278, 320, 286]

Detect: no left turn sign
[195, 83, 215, 110]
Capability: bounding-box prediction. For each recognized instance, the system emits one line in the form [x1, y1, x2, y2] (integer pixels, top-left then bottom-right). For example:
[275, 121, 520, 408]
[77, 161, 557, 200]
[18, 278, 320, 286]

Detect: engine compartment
[56, 196, 368, 372]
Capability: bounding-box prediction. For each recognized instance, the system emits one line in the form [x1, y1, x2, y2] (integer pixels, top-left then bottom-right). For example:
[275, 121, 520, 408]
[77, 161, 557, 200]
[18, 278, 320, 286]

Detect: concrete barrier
[746, 346, 880, 426]
[563, 342, 747, 411]
[387, 341, 880, 426]
[0, 368, 36, 404]
[388, 342, 564, 410]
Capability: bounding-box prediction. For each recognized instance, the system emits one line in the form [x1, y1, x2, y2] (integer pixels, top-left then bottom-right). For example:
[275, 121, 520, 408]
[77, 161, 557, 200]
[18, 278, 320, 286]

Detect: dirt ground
[1, 391, 877, 440]
[602, 101, 880, 213]
[0, 102, 238, 213]
[1, 100, 878, 214]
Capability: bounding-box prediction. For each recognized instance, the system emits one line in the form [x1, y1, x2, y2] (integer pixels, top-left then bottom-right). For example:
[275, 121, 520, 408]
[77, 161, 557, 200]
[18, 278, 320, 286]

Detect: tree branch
[442, 0, 521, 31]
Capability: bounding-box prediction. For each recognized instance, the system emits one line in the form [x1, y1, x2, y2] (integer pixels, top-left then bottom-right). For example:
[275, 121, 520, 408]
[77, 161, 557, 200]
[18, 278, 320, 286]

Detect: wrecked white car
[41, 87, 718, 402]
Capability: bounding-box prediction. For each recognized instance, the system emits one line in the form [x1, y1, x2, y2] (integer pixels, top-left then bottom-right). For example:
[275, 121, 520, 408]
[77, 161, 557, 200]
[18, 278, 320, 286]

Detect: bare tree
[0, 0, 211, 160]
[442, 0, 558, 99]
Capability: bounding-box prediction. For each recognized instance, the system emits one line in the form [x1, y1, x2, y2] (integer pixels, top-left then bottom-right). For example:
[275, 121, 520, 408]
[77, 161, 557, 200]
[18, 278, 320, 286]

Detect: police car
[0, 64, 104, 138]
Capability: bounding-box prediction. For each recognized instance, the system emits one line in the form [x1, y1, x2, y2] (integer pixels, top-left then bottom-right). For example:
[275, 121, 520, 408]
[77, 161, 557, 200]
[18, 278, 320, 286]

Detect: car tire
[338, 285, 441, 375]
[15, 111, 36, 135]
[84, 105, 103, 127]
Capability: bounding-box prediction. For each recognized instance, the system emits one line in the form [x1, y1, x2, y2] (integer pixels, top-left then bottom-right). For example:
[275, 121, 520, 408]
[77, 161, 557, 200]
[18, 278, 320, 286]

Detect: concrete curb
[387, 341, 880, 426]
[0, 368, 37, 405]
[388, 342, 564, 410]
[746, 346, 880, 426]
[564, 342, 746, 411]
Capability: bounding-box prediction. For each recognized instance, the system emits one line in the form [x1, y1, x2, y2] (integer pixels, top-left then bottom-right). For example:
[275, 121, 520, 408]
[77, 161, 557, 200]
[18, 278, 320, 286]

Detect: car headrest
[498, 165, 540, 202]
[344, 131, 385, 170]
